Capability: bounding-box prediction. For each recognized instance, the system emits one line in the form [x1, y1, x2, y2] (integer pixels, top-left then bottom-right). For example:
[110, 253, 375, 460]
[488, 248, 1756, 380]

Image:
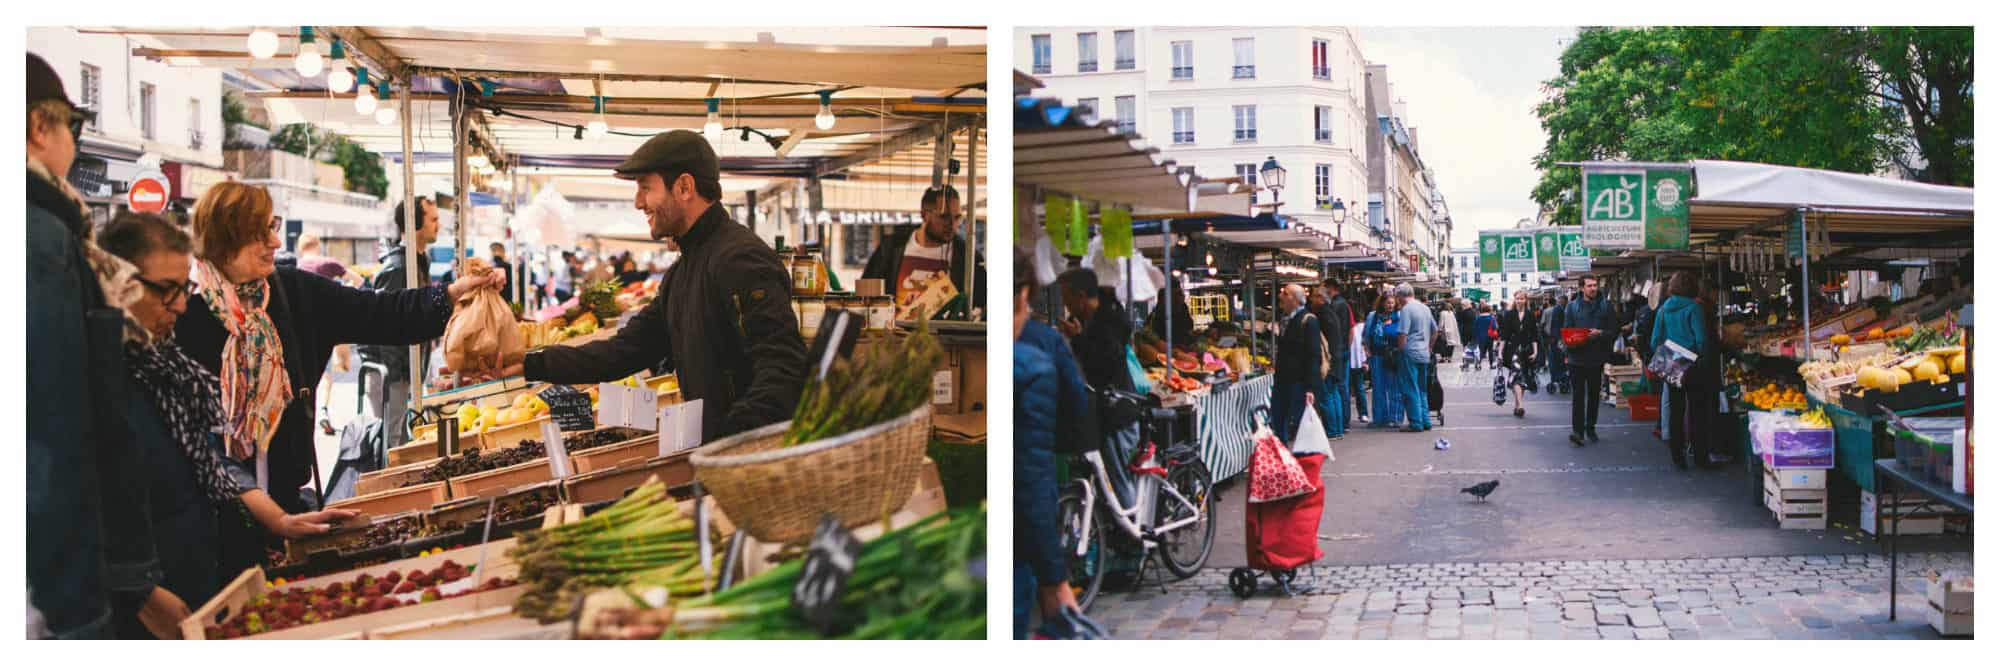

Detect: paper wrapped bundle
[443, 257, 525, 374]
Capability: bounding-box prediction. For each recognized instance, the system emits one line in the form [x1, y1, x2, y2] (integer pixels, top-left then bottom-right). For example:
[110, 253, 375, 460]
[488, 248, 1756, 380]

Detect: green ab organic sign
[1581, 166, 1691, 251]
[1500, 232, 1535, 272]
[1478, 231, 1502, 273]
[1558, 230, 1590, 272]
[1535, 229, 1560, 272]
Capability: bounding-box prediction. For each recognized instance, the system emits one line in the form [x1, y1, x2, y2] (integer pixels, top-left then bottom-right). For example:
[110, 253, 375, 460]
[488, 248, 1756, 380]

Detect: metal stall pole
[964, 124, 979, 318]
[400, 80, 424, 419]
[452, 93, 468, 277]
[1797, 208, 1812, 362]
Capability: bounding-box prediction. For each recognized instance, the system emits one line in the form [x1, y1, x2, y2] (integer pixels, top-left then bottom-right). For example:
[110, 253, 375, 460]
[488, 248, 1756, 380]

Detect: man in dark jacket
[1056, 268, 1134, 393]
[1272, 284, 1324, 444]
[26, 53, 160, 639]
[861, 184, 985, 316]
[501, 131, 807, 443]
[359, 195, 439, 448]
[1321, 280, 1354, 437]
[1012, 249, 1083, 638]
[1564, 276, 1616, 445]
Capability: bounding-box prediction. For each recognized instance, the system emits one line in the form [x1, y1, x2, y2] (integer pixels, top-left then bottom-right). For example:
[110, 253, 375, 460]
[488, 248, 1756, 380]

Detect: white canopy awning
[1690, 159, 1973, 216]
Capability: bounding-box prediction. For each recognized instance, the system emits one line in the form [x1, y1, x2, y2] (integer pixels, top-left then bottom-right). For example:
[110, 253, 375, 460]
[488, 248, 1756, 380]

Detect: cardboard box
[855, 278, 886, 298]
[1859, 490, 1952, 535]
[1927, 574, 1974, 613]
[1927, 603, 1972, 637]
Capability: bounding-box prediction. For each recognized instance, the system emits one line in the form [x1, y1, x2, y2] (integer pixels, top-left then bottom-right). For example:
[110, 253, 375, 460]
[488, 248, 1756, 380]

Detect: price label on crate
[538, 385, 596, 432]
[597, 382, 657, 431]
[657, 399, 703, 457]
[792, 513, 862, 635]
[438, 416, 460, 459]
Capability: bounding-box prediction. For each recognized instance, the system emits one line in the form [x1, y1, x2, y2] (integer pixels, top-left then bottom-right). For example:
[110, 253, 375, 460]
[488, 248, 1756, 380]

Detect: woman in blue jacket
[1365, 294, 1404, 428]
[1650, 272, 1710, 470]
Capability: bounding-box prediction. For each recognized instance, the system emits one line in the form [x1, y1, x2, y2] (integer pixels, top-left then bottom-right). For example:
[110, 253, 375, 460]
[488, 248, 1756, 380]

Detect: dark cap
[612, 129, 719, 182]
[28, 53, 73, 108]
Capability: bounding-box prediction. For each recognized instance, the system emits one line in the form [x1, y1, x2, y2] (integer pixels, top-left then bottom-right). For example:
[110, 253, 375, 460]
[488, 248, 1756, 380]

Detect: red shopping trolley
[1228, 405, 1327, 598]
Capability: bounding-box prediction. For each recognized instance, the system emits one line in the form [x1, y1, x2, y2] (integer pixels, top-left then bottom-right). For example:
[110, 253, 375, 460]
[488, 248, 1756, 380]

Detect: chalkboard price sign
[539, 385, 597, 432]
[791, 513, 862, 635]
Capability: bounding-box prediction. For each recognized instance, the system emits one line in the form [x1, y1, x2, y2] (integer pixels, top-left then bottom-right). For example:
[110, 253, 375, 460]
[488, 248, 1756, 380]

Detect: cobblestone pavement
[1089, 551, 1971, 639]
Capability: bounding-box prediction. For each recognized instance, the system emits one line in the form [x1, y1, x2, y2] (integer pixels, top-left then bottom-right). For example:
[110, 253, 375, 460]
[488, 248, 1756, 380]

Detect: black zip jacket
[524, 204, 807, 443]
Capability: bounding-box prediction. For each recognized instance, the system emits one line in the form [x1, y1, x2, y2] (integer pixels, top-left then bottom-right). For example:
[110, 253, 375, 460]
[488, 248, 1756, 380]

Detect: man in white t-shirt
[861, 185, 985, 317]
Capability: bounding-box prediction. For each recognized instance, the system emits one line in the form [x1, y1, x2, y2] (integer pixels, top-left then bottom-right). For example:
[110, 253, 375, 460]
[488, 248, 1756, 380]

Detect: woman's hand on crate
[274, 508, 361, 539]
[138, 586, 190, 639]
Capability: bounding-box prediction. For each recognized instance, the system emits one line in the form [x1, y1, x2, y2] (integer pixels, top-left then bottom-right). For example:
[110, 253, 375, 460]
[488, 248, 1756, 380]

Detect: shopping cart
[1228, 406, 1327, 598]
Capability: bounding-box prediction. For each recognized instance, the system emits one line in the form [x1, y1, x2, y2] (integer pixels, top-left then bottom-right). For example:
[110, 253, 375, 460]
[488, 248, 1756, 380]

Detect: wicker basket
[690, 404, 932, 544]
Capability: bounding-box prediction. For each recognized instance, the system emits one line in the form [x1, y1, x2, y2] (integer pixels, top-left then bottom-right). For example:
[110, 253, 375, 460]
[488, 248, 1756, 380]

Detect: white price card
[657, 399, 704, 456]
[932, 370, 953, 405]
[539, 420, 573, 479]
[598, 382, 658, 431]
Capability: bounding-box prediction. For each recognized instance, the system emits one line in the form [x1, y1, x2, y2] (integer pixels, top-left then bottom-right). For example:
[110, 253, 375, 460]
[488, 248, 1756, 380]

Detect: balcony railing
[1315, 129, 1331, 143]
[1172, 131, 1195, 144]
[1032, 62, 1051, 74]
[1232, 65, 1256, 79]
[1171, 66, 1193, 80]
[1078, 59, 1098, 73]
[1233, 128, 1257, 143]
[1116, 120, 1136, 134]
[1115, 58, 1136, 70]
[1313, 66, 1331, 80]
[188, 128, 204, 150]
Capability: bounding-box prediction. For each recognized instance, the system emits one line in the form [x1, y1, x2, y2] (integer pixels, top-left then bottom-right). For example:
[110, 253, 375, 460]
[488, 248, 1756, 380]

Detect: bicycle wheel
[1057, 490, 1108, 612]
[1157, 461, 1216, 579]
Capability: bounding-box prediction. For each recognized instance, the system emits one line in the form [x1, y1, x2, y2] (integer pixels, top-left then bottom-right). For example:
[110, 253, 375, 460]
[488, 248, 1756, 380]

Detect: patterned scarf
[194, 260, 293, 459]
[28, 156, 144, 320]
[125, 334, 242, 502]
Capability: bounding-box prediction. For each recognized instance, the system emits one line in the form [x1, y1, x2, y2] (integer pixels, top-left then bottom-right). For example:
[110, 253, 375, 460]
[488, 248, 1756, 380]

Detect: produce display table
[1873, 459, 1974, 621]
[1192, 373, 1273, 482]
[1811, 395, 1963, 492]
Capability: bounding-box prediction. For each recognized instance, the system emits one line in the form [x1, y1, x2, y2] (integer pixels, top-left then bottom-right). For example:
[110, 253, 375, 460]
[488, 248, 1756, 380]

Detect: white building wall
[27, 27, 224, 169]
[1020, 27, 1373, 243]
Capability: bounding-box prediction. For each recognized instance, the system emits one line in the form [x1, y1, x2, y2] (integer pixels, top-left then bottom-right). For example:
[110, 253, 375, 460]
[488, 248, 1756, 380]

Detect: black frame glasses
[134, 275, 195, 306]
[67, 106, 96, 141]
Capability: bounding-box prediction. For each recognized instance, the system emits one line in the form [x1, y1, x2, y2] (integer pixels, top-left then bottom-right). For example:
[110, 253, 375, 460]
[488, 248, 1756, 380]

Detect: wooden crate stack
[1763, 467, 1829, 529]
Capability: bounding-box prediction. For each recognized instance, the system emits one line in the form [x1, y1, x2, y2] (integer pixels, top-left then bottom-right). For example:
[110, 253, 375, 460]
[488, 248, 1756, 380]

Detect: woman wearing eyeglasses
[173, 182, 501, 577]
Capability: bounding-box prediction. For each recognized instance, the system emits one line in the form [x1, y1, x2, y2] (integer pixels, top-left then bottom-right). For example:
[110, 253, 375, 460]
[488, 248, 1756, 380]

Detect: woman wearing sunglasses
[172, 181, 501, 577]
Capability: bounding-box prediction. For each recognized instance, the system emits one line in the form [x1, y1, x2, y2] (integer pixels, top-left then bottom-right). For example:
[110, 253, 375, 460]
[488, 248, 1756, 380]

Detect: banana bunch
[1796, 408, 1832, 429]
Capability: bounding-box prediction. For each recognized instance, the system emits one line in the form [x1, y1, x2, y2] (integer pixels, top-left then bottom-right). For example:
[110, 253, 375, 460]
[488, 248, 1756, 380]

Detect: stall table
[1188, 374, 1273, 482]
[1872, 459, 1973, 621]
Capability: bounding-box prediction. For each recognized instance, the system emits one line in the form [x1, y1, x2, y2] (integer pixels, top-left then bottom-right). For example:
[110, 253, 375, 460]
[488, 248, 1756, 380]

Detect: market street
[1087, 364, 1972, 639]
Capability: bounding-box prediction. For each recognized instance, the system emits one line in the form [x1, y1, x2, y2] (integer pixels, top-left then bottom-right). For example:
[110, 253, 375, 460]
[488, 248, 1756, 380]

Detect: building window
[1314, 164, 1332, 208]
[1170, 41, 1193, 80]
[1232, 38, 1255, 79]
[1030, 34, 1051, 74]
[1232, 104, 1256, 143]
[1076, 32, 1099, 72]
[1312, 38, 1331, 80]
[187, 99, 203, 149]
[79, 63, 102, 131]
[1314, 105, 1333, 143]
[1235, 163, 1258, 204]
[1076, 97, 1099, 121]
[1171, 107, 1194, 144]
[139, 83, 157, 141]
[1114, 95, 1136, 134]
[1114, 30, 1136, 70]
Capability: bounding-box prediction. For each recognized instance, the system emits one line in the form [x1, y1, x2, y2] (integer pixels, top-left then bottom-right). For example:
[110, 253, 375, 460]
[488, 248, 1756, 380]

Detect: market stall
[85, 25, 988, 640]
[1568, 159, 1972, 531]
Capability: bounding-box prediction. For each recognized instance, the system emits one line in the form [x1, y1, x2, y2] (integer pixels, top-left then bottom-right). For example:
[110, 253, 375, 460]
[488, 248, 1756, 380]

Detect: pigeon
[1460, 479, 1500, 502]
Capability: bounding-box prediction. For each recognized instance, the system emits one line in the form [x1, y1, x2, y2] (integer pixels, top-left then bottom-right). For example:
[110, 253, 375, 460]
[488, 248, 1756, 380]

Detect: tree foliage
[1533, 27, 1972, 224]
[270, 123, 389, 198]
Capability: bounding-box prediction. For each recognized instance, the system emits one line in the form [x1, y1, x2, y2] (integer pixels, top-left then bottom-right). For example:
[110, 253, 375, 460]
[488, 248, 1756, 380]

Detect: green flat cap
[613, 129, 720, 181]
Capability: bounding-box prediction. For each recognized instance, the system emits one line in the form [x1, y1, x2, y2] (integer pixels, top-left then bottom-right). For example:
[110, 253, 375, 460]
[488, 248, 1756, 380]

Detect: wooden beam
[321, 26, 411, 79]
[815, 119, 949, 177]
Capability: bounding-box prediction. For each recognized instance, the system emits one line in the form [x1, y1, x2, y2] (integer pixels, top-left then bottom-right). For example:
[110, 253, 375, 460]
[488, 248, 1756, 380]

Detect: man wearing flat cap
[485, 130, 807, 442]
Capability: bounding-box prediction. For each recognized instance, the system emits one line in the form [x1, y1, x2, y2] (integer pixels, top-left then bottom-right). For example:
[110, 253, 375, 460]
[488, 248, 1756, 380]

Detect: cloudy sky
[1354, 27, 1576, 249]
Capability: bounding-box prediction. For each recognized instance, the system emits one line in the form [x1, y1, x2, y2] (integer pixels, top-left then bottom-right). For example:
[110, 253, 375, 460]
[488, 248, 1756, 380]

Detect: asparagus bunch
[617, 508, 986, 639]
[507, 477, 718, 623]
[784, 319, 945, 446]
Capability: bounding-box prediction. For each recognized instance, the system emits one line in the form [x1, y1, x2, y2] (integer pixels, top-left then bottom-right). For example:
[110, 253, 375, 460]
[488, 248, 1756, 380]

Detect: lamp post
[1258, 155, 1286, 213]
[1328, 197, 1348, 243]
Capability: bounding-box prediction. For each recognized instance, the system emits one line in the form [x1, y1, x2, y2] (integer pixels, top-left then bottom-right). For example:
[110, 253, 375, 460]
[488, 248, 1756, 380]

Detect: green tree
[270, 123, 389, 198]
[1533, 27, 1972, 223]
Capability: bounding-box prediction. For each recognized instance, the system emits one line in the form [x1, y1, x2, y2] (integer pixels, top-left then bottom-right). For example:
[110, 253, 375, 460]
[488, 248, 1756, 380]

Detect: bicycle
[1057, 388, 1216, 611]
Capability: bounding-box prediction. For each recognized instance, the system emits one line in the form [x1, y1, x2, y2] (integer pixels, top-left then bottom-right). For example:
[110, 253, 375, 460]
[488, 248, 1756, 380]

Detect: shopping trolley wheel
[1228, 568, 1258, 599]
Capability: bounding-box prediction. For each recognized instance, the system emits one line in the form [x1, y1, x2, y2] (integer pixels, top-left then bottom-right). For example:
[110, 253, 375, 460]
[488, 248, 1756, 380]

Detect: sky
[1354, 27, 1576, 250]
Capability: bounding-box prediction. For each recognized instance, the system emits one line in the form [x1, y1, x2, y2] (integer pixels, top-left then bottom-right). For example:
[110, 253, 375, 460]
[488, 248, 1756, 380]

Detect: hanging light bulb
[352, 68, 376, 114]
[326, 40, 354, 92]
[585, 96, 608, 140]
[293, 27, 323, 78]
[373, 82, 395, 125]
[814, 90, 835, 130]
[247, 28, 280, 59]
[702, 98, 723, 145]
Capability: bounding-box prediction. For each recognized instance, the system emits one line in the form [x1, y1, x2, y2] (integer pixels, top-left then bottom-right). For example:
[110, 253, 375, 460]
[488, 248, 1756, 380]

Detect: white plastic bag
[1294, 408, 1333, 459]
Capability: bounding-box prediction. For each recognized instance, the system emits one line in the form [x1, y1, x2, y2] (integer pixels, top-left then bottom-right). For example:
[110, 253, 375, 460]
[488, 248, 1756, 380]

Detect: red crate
[1628, 393, 1660, 421]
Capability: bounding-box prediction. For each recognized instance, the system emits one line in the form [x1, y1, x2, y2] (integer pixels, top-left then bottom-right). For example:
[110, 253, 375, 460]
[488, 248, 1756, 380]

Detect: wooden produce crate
[1763, 469, 1829, 530]
[448, 456, 562, 499]
[1860, 490, 1951, 535]
[422, 481, 565, 536]
[563, 452, 696, 505]
[181, 538, 526, 640]
[366, 606, 561, 639]
[480, 416, 554, 451]
[356, 459, 441, 496]
[285, 510, 420, 562]
[570, 435, 661, 474]
[328, 481, 450, 516]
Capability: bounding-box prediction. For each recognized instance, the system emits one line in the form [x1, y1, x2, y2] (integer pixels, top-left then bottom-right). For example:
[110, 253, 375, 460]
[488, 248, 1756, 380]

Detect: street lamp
[1328, 197, 1348, 243]
[1258, 155, 1286, 211]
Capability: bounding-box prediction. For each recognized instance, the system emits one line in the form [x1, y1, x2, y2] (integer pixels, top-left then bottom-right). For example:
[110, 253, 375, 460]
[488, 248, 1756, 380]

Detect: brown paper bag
[443, 257, 525, 374]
